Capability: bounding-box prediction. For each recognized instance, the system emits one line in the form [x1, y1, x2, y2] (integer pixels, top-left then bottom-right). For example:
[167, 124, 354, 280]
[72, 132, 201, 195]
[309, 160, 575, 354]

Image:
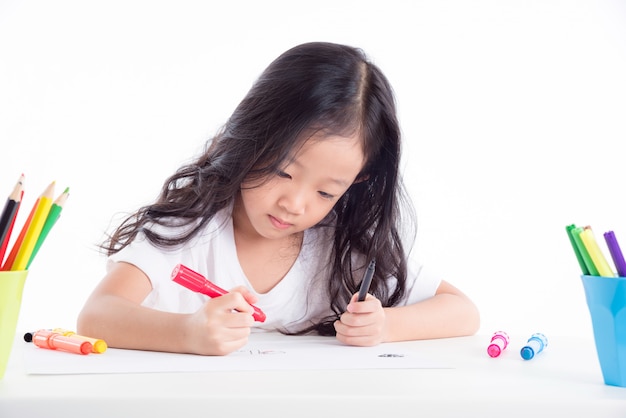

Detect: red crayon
[171, 264, 266, 322]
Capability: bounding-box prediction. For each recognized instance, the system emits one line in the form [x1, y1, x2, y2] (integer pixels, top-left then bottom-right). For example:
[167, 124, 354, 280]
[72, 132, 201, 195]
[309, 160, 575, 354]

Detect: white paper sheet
[23, 332, 450, 375]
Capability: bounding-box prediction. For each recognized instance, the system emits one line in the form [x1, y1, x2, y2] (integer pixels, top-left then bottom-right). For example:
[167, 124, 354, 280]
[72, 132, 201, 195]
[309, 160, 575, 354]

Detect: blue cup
[580, 275, 626, 387]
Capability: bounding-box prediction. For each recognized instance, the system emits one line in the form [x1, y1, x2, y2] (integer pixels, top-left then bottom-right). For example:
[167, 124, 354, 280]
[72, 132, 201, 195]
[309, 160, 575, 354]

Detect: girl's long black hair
[102, 42, 416, 335]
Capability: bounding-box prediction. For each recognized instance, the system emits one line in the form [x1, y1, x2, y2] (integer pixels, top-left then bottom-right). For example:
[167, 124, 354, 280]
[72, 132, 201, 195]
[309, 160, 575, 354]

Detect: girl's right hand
[78, 262, 260, 356]
[185, 286, 258, 356]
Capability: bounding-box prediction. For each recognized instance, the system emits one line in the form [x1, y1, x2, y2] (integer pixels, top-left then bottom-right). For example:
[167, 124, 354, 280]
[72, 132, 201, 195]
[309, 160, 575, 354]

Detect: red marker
[171, 264, 266, 322]
[32, 329, 92, 355]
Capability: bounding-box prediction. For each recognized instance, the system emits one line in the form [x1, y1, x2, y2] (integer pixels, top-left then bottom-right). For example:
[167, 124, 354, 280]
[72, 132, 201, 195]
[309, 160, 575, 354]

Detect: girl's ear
[353, 174, 369, 184]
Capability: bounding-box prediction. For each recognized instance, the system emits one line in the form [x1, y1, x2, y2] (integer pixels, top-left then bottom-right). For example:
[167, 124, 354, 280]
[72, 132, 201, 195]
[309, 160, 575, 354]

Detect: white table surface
[1, 332, 625, 418]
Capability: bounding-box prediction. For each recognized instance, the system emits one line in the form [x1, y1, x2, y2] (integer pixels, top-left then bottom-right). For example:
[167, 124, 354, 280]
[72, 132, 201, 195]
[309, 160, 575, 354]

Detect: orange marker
[52, 328, 107, 353]
[32, 329, 92, 355]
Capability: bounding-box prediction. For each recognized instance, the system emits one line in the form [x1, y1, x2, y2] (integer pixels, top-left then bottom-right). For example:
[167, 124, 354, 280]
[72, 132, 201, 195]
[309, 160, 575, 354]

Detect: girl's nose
[278, 189, 306, 215]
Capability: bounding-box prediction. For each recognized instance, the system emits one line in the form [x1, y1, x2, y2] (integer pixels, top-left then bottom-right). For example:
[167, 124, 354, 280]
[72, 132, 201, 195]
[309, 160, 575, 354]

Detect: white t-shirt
[108, 207, 442, 333]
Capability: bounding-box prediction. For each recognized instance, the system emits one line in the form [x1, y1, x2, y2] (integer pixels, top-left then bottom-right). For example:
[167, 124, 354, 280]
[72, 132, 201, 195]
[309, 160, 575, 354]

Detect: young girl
[77, 42, 480, 356]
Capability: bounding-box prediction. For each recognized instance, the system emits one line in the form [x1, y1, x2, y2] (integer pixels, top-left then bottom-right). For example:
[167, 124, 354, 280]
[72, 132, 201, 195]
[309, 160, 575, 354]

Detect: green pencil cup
[580, 274, 626, 387]
[0, 270, 28, 379]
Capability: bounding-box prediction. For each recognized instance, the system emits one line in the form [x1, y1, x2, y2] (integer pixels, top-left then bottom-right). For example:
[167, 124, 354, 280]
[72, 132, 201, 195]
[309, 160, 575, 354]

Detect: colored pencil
[9, 181, 55, 271]
[1, 193, 38, 271]
[0, 174, 25, 266]
[26, 186, 69, 269]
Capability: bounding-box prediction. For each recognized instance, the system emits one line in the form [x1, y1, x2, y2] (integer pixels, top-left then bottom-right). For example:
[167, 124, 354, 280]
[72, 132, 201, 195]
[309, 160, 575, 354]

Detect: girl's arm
[382, 280, 480, 341]
[335, 280, 480, 346]
[76, 261, 256, 355]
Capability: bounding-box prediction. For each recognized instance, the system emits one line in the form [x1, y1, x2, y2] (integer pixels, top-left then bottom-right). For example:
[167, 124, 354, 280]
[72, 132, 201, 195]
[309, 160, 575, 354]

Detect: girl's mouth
[269, 215, 292, 230]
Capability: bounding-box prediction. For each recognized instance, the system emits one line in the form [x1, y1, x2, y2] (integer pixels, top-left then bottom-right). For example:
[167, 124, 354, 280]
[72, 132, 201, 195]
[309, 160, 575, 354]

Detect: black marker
[357, 259, 376, 301]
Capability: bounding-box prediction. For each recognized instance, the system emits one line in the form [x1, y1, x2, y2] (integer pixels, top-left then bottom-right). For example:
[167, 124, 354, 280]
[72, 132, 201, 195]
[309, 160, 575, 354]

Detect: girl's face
[235, 132, 366, 240]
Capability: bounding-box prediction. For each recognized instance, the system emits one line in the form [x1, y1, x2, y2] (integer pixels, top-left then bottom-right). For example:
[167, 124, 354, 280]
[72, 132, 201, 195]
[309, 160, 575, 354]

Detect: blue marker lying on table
[520, 333, 548, 360]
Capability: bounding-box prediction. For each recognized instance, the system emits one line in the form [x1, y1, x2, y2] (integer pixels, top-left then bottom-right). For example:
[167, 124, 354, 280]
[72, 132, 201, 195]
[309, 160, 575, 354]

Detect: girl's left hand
[334, 293, 386, 346]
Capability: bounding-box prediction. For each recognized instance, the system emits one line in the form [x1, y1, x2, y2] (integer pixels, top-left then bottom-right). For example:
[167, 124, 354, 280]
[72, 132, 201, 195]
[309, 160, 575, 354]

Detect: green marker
[570, 226, 598, 276]
[566, 224, 589, 275]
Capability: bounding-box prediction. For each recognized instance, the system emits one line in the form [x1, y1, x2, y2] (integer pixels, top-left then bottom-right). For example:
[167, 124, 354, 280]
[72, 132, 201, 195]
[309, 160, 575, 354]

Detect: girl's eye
[318, 191, 335, 200]
[276, 170, 291, 179]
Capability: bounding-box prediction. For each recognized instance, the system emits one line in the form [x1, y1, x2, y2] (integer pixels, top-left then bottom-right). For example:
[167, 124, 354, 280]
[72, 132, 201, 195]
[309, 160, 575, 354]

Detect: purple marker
[487, 331, 509, 358]
[603, 231, 626, 277]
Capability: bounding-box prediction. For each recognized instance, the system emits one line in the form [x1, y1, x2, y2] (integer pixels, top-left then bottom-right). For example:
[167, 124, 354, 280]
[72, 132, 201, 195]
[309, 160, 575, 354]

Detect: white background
[1, 0, 625, 339]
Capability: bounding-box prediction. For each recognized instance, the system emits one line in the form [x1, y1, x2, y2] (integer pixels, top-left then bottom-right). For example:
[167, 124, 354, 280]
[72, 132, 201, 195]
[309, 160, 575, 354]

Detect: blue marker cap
[520, 346, 535, 360]
[520, 333, 548, 360]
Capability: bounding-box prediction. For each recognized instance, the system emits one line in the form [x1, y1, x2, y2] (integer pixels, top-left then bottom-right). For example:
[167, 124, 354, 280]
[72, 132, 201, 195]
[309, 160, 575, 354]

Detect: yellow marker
[579, 227, 615, 277]
[52, 328, 107, 354]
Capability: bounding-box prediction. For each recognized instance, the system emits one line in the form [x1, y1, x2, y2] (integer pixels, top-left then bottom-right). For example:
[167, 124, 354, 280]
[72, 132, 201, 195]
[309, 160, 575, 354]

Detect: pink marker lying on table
[171, 263, 266, 322]
[487, 331, 509, 358]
